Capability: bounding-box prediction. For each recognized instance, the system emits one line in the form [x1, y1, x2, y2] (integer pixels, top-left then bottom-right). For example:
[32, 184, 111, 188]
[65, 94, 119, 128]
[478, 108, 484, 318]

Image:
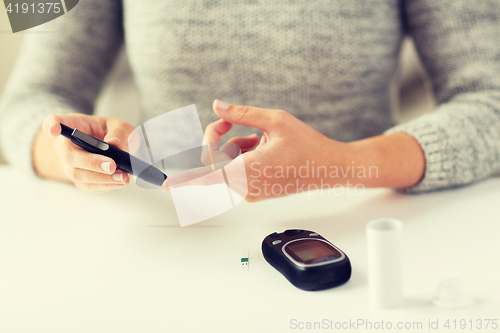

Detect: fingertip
[50, 123, 62, 137]
[43, 116, 61, 137]
[214, 100, 230, 111]
[213, 100, 231, 119]
[100, 159, 116, 174]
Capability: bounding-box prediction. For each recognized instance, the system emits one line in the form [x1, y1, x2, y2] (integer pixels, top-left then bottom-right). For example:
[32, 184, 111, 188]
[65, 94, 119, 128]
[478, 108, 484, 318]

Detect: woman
[1, 0, 499, 199]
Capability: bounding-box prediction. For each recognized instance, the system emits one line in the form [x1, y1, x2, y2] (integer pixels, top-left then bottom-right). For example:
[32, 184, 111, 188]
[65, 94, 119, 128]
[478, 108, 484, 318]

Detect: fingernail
[215, 100, 230, 112]
[101, 162, 111, 173]
[112, 172, 124, 182]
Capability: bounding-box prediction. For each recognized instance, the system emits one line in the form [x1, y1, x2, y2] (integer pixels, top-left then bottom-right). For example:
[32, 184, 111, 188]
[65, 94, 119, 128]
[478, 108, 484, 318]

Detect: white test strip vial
[241, 249, 249, 271]
[366, 218, 403, 308]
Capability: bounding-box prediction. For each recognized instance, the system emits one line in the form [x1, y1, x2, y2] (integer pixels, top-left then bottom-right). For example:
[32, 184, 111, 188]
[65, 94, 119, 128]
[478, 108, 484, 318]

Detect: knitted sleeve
[386, 0, 500, 193]
[0, 0, 123, 174]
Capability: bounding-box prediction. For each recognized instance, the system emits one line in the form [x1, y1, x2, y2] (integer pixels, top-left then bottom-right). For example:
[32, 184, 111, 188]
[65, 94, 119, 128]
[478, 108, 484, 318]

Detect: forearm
[328, 132, 425, 189]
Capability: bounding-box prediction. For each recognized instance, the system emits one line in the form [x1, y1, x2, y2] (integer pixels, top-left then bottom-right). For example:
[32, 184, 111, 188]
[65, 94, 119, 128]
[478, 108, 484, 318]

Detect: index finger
[42, 115, 63, 137]
[213, 100, 280, 132]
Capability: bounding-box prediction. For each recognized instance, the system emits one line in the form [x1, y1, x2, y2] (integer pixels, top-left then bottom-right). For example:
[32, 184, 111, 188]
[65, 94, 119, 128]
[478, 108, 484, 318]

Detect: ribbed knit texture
[1, 0, 499, 192]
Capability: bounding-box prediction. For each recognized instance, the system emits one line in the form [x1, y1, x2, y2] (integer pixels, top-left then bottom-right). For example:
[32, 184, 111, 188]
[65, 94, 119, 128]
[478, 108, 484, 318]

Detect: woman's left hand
[168, 100, 353, 202]
[168, 100, 425, 201]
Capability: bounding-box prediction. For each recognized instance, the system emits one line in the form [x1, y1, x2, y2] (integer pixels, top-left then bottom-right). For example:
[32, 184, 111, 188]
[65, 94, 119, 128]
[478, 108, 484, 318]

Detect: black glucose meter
[262, 230, 351, 291]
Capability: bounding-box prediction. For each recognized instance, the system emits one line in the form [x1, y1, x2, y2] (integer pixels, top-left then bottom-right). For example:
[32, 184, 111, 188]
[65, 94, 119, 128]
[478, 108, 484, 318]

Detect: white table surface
[0, 165, 499, 333]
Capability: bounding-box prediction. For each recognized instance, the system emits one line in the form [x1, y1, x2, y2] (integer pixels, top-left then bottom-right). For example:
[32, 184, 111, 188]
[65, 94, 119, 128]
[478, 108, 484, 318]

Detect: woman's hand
[171, 100, 352, 201]
[33, 113, 135, 193]
[171, 100, 425, 202]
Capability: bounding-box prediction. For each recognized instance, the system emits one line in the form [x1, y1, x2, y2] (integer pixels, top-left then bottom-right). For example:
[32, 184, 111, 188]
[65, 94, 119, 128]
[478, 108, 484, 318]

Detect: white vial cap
[433, 279, 474, 308]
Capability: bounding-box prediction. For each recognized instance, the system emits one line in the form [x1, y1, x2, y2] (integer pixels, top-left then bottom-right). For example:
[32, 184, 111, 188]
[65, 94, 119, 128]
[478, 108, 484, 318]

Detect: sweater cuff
[385, 120, 452, 193]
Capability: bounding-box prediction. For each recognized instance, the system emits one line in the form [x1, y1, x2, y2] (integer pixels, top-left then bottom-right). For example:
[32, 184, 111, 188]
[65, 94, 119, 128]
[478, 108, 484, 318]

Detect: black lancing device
[60, 123, 167, 187]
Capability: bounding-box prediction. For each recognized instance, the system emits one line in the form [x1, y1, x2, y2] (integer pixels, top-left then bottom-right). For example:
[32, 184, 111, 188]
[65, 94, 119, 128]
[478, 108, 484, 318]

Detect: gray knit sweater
[1, 0, 499, 192]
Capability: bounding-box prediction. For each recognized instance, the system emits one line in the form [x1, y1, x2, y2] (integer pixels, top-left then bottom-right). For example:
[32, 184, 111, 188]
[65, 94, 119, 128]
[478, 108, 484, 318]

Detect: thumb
[212, 100, 283, 132]
[103, 119, 134, 152]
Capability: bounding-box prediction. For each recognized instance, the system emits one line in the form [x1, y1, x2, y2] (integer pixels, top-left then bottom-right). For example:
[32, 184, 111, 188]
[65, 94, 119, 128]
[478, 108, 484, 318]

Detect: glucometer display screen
[286, 239, 342, 265]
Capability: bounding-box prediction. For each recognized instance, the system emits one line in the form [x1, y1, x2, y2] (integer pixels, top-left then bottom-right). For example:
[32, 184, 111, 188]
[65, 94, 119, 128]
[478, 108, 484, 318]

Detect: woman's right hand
[33, 113, 135, 193]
